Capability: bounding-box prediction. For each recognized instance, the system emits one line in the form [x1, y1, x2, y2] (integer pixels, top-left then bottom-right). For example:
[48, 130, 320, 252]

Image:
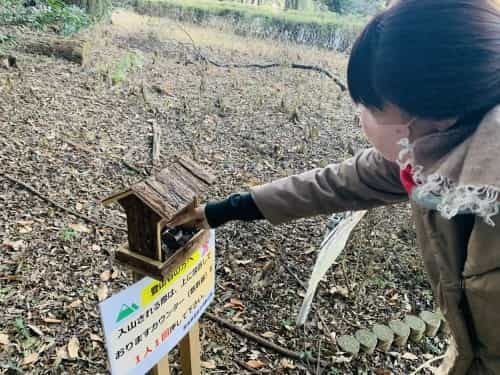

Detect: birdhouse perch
[103, 156, 215, 281]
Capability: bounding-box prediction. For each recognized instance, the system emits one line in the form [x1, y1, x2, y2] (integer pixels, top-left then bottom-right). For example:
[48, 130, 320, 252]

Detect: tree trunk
[67, 0, 111, 19]
[285, 0, 298, 9]
[22, 36, 87, 64]
[329, 0, 343, 13]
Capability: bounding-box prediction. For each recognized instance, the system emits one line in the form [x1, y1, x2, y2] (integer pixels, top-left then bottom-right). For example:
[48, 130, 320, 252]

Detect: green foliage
[134, 0, 365, 51]
[0, 0, 91, 36]
[59, 227, 79, 241]
[15, 317, 30, 339]
[0, 362, 23, 373]
[280, 319, 294, 331]
[299, 351, 314, 361]
[0, 33, 18, 54]
[109, 52, 144, 84]
[72, 0, 112, 21]
[141, 0, 362, 26]
[319, 0, 386, 16]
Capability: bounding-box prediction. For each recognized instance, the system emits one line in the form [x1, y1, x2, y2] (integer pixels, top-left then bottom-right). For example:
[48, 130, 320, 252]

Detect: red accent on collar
[400, 165, 416, 194]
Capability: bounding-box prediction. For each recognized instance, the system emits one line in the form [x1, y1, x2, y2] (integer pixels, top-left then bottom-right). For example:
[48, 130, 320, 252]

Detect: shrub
[0, 0, 91, 36]
[133, 0, 365, 51]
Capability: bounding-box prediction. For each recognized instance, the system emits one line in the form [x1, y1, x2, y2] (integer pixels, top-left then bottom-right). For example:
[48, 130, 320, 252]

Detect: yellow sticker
[140, 250, 201, 307]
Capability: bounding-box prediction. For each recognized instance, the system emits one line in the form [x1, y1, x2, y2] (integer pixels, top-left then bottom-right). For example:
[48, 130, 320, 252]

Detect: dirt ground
[0, 10, 446, 374]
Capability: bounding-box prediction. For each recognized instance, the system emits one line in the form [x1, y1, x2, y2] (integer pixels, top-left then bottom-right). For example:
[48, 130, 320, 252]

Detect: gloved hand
[166, 199, 210, 230]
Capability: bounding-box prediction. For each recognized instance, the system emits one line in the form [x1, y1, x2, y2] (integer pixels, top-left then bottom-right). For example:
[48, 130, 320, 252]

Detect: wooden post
[179, 323, 202, 375]
[150, 357, 171, 375]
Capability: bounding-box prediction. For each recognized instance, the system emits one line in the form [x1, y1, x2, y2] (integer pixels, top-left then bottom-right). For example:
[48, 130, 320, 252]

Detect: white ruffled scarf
[397, 105, 500, 226]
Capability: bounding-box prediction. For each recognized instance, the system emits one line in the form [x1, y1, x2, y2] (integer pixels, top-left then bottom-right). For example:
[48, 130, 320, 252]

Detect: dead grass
[110, 10, 348, 71]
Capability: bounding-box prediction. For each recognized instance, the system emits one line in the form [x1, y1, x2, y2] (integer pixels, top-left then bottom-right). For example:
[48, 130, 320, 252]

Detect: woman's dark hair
[347, 0, 500, 121]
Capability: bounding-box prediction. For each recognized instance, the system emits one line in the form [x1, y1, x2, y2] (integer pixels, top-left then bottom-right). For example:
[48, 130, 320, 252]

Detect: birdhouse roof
[102, 156, 215, 220]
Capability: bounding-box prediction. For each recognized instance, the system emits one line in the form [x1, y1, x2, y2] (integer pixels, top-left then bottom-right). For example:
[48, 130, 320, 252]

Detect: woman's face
[359, 104, 413, 161]
[358, 104, 458, 161]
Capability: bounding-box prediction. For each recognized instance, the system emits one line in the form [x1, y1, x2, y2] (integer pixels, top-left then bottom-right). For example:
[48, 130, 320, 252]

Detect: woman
[169, 1, 500, 373]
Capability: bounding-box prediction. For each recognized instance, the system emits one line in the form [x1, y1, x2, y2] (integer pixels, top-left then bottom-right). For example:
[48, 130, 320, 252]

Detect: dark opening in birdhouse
[102, 156, 215, 280]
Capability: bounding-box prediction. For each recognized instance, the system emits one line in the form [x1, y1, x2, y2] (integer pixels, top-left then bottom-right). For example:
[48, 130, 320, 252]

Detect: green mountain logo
[116, 303, 140, 323]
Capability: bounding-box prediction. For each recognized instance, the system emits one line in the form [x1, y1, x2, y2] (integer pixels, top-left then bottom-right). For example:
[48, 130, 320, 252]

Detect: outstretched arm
[168, 148, 408, 228]
[250, 148, 408, 225]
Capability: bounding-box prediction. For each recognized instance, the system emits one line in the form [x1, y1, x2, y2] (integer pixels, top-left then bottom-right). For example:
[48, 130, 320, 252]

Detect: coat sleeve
[250, 148, 409, 225]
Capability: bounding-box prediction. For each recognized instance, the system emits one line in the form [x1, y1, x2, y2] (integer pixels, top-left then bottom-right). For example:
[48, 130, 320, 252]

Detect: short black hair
[347, 0, 500, 121]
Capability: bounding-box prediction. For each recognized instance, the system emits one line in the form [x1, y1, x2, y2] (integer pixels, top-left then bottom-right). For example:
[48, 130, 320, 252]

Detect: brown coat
[251, 148, 500, 374]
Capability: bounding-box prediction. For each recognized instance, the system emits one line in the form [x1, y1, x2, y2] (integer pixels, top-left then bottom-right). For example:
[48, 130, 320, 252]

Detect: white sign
[99, 230, 215, 375]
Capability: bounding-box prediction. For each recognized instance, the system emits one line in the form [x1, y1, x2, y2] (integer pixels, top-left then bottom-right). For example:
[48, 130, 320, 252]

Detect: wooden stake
[373, 324, 394, 352]
[436, 309, 451, 336]
[419, 311, 441, 338]
[404, 315, 426, 343]
[355, 329, 377, 354]
[179, 322, 202, 375]
[389, 320, 410, 348]
[150, 356, 170, 375]
[151, 120, 161, 169]
[337, 335, 360, 356]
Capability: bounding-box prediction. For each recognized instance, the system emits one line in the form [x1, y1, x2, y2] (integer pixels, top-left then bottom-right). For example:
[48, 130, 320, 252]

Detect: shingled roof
[103, 156, 215, 220]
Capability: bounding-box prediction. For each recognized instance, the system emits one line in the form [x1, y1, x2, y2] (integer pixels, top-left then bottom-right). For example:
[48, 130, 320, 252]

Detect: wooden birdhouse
[103, 156, 215, 281]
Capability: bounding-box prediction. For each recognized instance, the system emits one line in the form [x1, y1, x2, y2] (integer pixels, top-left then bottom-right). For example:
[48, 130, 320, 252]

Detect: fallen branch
[21, 35, 87, 64]
[204, 312, 327, 367]
[122, 159, 144, 175]
[176, 23, 347, 92]
[208, 59, 347, 91]
[0, 172, 126, 232]
[410, 354, 446, 375]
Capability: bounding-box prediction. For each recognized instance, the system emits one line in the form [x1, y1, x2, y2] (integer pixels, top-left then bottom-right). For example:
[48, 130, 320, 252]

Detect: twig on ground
[204, 312, 327, 367]
[410, 355, 446, 375]
[207, 58, 347, 91]
[283, 263, 308, 290]
[151, 119, 161, 170]
[234, 359, 260, 374]
[175, 23, 347, 92]
[0, 171, 126, 232]
[340, 259, 353, 296]
[316, 310, 337, 350]
[122, 159, 144, 175]
[316, 338, 323, 375]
